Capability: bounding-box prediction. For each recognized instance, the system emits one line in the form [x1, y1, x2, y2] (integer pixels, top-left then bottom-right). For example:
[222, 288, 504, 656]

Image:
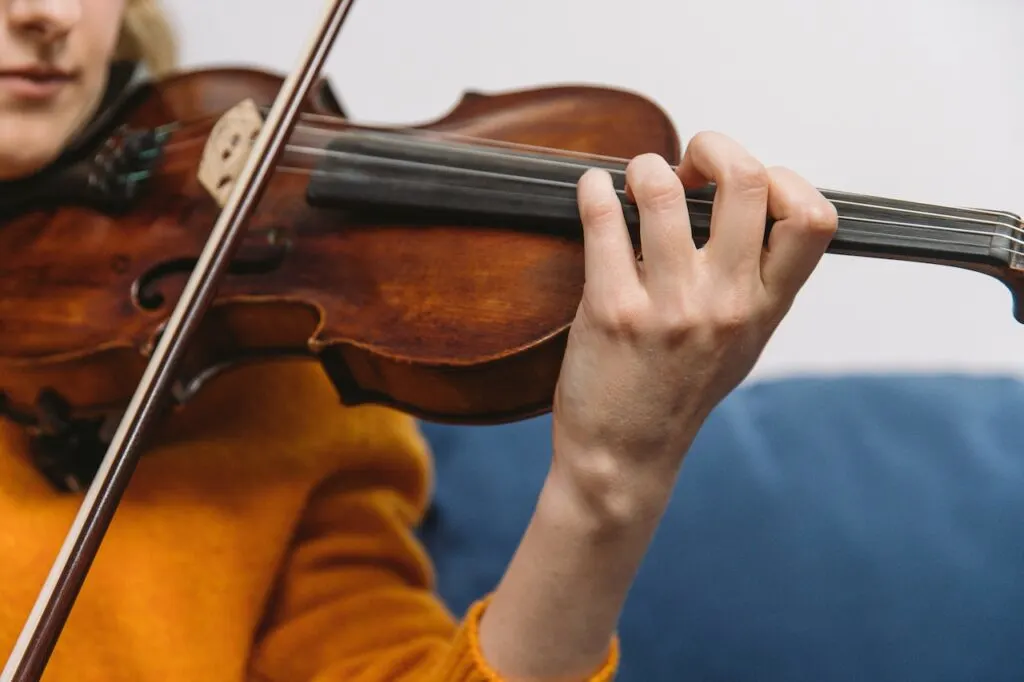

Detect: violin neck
[305, 129, 1024, 275]
[781, 188, 1020, 271]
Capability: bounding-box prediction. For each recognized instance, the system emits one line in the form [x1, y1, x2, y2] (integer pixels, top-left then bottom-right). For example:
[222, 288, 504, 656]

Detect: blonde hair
[115, 0, 178, 76]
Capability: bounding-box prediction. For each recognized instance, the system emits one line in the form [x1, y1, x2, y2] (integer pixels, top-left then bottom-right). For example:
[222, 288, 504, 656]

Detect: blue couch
[416, 374, 1024, 682]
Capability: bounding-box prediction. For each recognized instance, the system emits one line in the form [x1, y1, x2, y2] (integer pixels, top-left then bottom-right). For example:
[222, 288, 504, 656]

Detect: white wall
[166, 0, 1024, 381]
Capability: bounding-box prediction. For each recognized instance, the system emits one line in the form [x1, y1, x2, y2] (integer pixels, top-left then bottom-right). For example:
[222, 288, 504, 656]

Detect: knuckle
[711, 304, 751, 333]
[592, 291, 649, 335]
[687, 131, 769, 195]
[707, 288, 762, 334]
[721, 157, 770, 194]
[580, 196, 623, 227]
[642, 176, 684, 212]
[687, 130, 718, 151]
[658, 308, 699, 341]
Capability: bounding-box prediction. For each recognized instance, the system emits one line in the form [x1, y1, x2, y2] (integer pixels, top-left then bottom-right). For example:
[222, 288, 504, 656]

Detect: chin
[0, 152, 61, 182]
[0, 111, 84, 182]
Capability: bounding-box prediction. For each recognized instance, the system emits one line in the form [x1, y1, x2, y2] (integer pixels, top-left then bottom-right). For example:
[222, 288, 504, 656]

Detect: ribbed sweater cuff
[438, 597, 620, 681]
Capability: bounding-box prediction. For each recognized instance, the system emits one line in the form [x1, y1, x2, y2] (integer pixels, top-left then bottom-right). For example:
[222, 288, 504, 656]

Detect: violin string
[278, 118, 1024, 227]
[262, 144, 1024, 251]
[320, 128, 1024, 236]
[259, 157, 1024, 254]
[165, 119, 1024, 251]
[159, 114, 1024, 241]
[315, 135, 1024, 240]
[154, 119, 1024, 256]
[237, 159, 1024, 261]
[161, 114, 1024, 234]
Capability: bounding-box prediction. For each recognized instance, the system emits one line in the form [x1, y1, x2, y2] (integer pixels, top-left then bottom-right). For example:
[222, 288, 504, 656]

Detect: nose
[7, 0, 81, 42]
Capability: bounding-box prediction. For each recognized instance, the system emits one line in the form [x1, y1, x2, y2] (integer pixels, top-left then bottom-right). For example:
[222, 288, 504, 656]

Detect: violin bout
[0, 65, 680, 436]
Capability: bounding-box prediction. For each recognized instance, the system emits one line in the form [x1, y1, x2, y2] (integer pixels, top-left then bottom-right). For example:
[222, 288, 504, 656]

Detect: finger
[678, 131, 771, 276]
[760, 166, 838, 301]
[624, 153, 696, 296]
[577, 168, 642, 299]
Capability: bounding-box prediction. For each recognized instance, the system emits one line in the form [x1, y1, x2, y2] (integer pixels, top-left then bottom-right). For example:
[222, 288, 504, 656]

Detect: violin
[0, 0, 1021, 679]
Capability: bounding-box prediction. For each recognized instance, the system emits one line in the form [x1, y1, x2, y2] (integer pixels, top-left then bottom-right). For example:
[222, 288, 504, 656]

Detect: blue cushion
[416, 374, 1024, 682]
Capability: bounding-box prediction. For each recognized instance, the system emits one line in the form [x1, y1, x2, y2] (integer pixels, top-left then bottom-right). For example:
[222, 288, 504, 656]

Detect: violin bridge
[197, 98, 265, 208]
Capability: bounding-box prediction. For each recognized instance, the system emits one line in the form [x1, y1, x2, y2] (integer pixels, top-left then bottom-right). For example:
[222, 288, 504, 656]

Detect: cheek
[84, 16, 123, 65]
[72, 8, 128, 128]
[77, 0, 126, 77]
[87, 0, 128, 52]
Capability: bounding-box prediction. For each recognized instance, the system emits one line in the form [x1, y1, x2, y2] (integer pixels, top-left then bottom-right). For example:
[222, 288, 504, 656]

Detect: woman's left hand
[550, 131, 837, 523]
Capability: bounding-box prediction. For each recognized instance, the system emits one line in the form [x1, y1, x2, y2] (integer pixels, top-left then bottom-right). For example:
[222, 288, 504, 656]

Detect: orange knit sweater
[0, 360, 618, 681]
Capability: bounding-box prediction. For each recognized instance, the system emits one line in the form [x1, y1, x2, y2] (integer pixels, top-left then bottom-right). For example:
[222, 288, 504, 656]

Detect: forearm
[477, 451, 676, 682]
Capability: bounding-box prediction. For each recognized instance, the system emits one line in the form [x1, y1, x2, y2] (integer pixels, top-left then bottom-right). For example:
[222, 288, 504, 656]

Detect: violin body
[0, 66, 679, 428]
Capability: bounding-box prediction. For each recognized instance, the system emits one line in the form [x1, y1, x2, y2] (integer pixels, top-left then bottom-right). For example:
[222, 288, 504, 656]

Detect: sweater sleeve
[245, 407, 619, 682]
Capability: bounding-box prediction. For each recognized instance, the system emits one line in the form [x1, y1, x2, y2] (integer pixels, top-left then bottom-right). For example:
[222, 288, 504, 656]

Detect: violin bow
[0, 0, 359, 678]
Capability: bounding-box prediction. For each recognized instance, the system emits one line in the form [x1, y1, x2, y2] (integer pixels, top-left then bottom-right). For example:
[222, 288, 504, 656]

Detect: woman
[0, 0, 837, 680]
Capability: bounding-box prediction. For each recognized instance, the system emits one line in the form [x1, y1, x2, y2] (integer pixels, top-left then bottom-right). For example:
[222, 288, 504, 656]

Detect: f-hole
[133, 239, 289, 311]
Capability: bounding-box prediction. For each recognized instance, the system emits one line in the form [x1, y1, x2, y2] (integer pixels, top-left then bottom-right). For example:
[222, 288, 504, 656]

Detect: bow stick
[1, 1, 359, 678]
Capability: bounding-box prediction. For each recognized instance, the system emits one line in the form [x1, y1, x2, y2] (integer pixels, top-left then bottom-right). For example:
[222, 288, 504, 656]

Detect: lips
[0, 65, 77, 100]
[0, 65, 75, 81]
